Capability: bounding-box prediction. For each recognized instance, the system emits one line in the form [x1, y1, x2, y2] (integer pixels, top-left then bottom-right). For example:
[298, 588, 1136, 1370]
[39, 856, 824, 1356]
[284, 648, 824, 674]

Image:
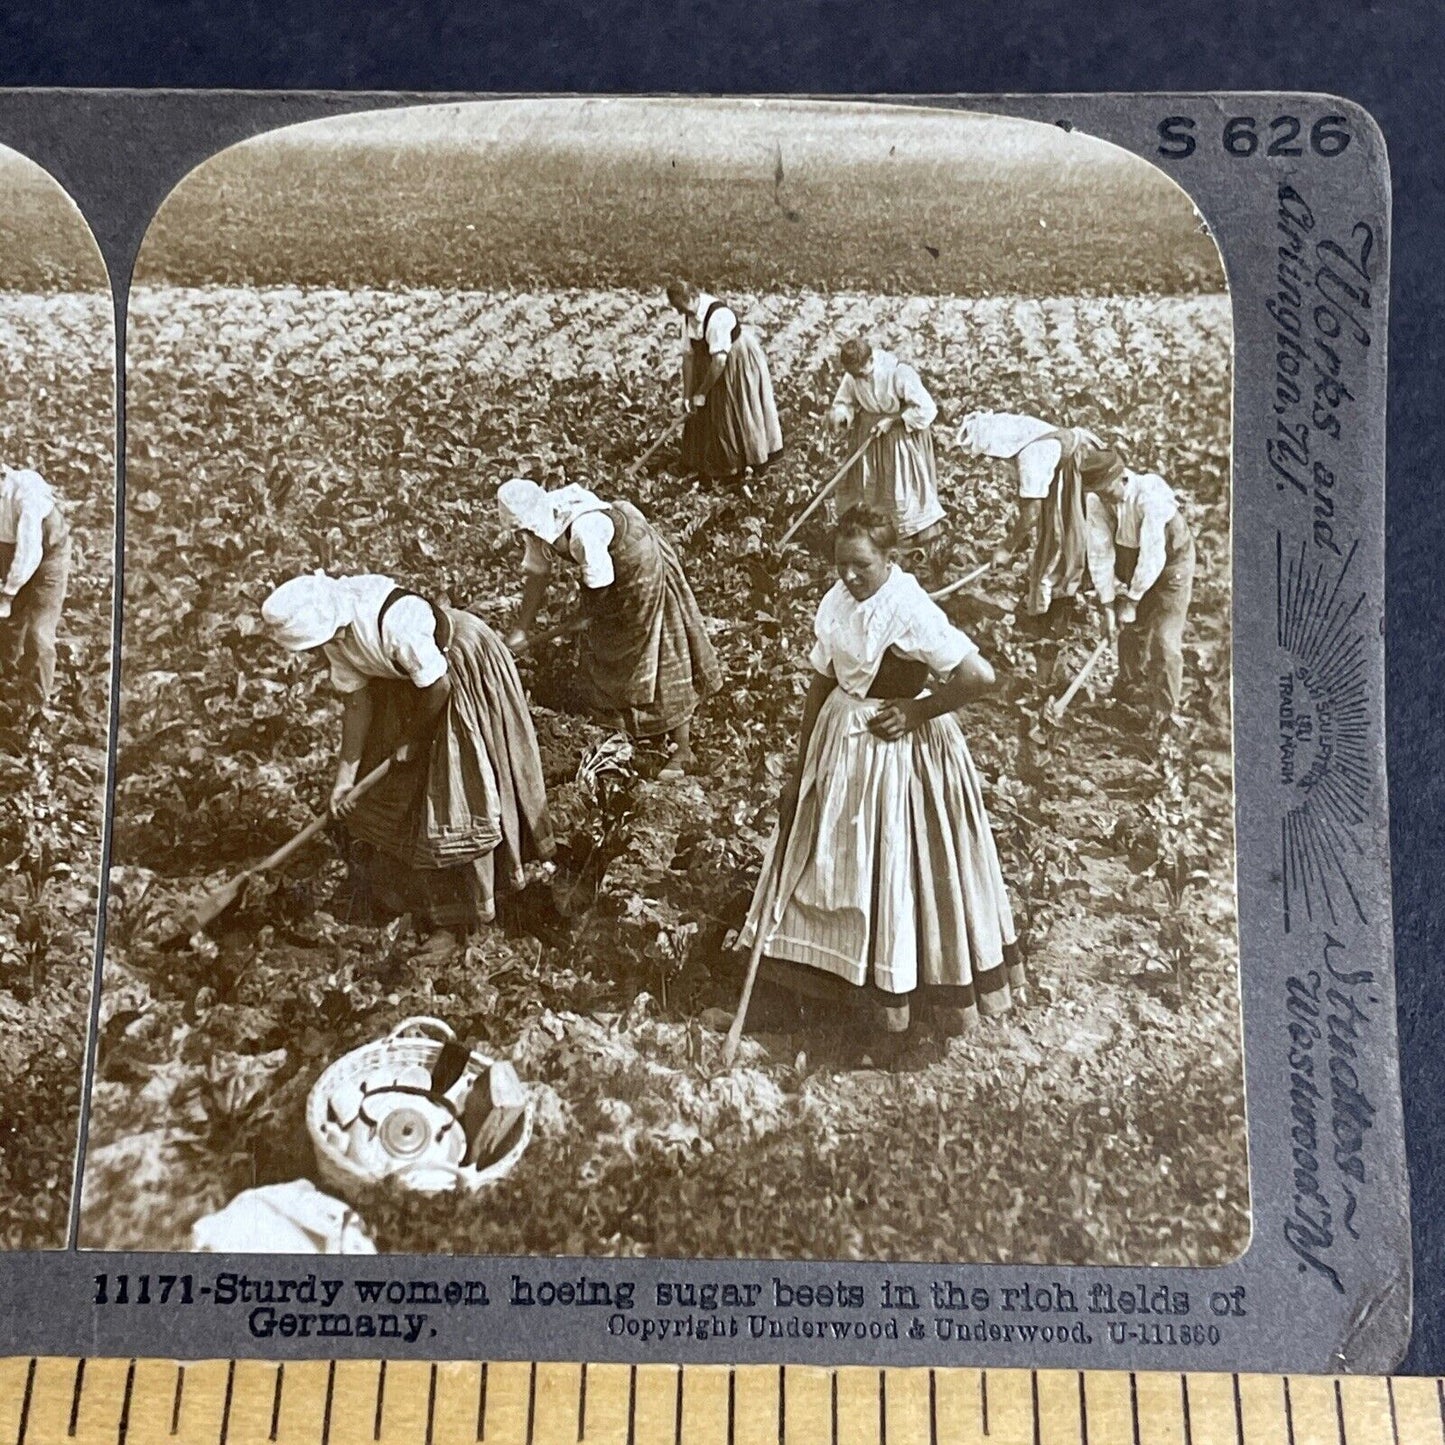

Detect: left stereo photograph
[0, 144, 115, 1247]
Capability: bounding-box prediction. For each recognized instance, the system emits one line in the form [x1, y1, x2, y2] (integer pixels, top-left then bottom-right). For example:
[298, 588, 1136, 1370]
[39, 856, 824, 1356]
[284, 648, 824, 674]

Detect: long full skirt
[834, 412, 945, 542]
[342, 608, 553, 929]
[738, 689, 1021, 1012]
[681, 330, 784, 478]
[576, 502, 723, 738]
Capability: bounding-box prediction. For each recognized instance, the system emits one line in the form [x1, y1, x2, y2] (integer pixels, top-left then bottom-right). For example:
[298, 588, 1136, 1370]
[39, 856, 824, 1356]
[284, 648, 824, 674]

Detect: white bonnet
[261, 572, 348, 652]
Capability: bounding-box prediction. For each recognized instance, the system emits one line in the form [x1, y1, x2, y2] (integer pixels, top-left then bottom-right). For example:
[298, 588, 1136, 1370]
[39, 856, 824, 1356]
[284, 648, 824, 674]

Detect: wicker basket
[306, 1016, 534, 1199]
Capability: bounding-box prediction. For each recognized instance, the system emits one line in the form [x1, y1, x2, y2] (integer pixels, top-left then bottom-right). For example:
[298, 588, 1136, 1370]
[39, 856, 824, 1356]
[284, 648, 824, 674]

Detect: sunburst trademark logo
[1275, 535, 1370, 932]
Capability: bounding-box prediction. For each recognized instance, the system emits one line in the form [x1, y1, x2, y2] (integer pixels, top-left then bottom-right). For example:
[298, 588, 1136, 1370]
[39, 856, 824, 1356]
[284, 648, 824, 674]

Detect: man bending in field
[1079, 448, 1196, 732]
[0, 465, 71, 718]
[954, 410, 1105, 687]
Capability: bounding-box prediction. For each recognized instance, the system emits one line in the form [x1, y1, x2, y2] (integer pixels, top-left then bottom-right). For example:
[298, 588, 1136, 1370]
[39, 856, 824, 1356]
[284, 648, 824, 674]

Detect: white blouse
[322, 575, 449, 695]
[0, 468, 57, 597]
[681, 293, 739, 358]
[830, 351, 937, 432]
[519, 511, 618, 589]
[809, 566, 977, 699]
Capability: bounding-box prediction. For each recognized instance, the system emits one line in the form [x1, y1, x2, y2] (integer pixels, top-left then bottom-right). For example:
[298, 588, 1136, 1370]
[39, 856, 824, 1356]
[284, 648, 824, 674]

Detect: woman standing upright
[498, 478, 723, 779]
[261, 571, 553, 962]
[830, 338, 945, 547]
[737, 505, 1024, 1056]
[665, 280, 783, 481]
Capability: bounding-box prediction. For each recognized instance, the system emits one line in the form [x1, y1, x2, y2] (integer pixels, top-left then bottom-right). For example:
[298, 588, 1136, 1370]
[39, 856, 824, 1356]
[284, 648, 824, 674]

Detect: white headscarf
[261, 572, 350, 652]
[496, 478, 608, 544]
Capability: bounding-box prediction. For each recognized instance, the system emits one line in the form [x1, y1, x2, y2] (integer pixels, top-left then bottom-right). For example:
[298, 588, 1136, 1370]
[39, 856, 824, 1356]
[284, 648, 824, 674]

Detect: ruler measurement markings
[272, 1365, 285, 1443]
[219, 1360, 280, 1445]
[1386, 1377, 1445, 1445]
[1033, 1370, 1082, 1445]
[14, 1359, 35, 1445]
[1135, 1371, 1187, 1445]
[0, 1357, 33, 1445]
[928, 1368, 979, 1445]
[20, 1363, 1445, 1445]
[27, 1357, 96, 1444]
[425, 1363, 484, 1445]
[218, 1360, 235, 1445]
[72, 1360, 130, 1444]
[677, 1362, 728, 1445]
[69, 1357, 87, 1436]
[321, 1361, 336, 1445]
[1338, 1377, 1397, 1445]
[882, 1366, 931, 1445]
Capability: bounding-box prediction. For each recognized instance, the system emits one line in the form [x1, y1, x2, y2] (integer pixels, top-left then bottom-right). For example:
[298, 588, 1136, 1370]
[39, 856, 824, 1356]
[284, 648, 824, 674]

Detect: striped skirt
[576, 502, 723, 738]
[738, 689, 1022, 1015]
[342, 608, 553, 928]
[835, 411, 945, 543]
[681, 330, 784, 478]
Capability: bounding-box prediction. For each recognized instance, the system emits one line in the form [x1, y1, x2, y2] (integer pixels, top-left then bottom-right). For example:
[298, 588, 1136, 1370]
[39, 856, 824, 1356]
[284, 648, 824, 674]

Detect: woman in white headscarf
[261, 571, 552, 961]
[830, 338, 945, 546]
[497, 478, 722, 779]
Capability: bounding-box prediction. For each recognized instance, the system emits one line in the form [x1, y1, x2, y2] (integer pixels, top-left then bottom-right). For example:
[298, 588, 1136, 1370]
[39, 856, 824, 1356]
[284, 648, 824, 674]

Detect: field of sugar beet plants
[79, 274, 1247, 1266]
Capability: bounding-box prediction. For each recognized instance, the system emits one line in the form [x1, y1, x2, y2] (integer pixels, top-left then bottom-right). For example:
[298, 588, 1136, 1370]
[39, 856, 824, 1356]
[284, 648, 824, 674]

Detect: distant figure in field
[1079, 449, 1196, 730]
[261, 571, 553, 963]
[830, 338, 945, 546]
[0, 466, 71, 717]
[498, 478, 723, 779]
[664, 281, 783, 481]
[954, 411, 1107, 686]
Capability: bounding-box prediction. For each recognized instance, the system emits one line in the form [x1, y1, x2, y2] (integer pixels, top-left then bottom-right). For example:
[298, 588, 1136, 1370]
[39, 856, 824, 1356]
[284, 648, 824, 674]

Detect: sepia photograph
[80, 98, 1245, 1266]
[0, 144, 115, 1246]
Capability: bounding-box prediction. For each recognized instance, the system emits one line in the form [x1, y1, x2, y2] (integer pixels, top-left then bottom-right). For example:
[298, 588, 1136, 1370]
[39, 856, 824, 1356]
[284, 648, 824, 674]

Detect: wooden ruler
[0, 1360, 1440, 1445]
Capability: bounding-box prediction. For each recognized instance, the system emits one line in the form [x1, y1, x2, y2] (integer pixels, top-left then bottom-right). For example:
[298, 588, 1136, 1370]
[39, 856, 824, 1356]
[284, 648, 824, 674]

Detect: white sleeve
[2, 472, 54, 595]
[895, 595, 978, 676]
[382, 596, 449, 688]
[704, 306, 737, 356]
[569, 512, 617, 589]
[895, 364, 937, 431]
[1016, 439, 1062, 500]
[1124, 479, 1177, 601]
[830, 374, 855, 427]
[808, 594, 838, 677]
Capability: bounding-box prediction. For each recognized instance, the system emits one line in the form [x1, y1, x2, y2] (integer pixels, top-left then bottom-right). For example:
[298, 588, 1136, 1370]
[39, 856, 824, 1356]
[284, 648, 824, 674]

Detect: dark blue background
[1, 0, 1437, 1371]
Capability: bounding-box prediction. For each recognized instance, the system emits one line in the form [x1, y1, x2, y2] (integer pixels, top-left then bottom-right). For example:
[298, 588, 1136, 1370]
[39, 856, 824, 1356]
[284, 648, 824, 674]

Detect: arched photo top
[132, 97, 1227, 298]
[0, 144, 109, 295]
